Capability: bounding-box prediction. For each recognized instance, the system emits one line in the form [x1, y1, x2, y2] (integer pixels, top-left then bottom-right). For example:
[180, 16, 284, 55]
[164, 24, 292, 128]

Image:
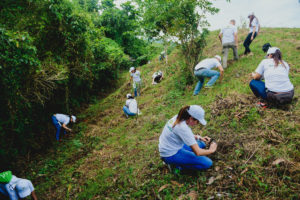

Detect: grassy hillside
[20, 28, 300, 199]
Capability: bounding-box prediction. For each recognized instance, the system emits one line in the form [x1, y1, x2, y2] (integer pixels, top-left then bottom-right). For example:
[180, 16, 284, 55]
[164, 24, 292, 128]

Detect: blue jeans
[162, 140, 213, 170]
[52, 116, 65, 141]
[249, 80, 267, 100]
[193, 69, 220, 95]
[133, 81, 142, 97]
[123, 106, 136, 116]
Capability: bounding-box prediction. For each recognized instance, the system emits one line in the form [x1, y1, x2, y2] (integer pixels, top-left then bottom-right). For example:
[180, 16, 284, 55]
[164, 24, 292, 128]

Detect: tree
[136, 0, 219, 71]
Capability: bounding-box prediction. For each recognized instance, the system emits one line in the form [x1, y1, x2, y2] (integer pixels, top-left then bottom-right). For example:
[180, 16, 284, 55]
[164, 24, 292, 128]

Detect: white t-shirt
[0, 175, 34, 200]
[125, 99, 138, 114]
[195, 58, 221, 70]
[152, 71, 163, 79]
[255, 59, 294, 92]
[130, 70, 141, 82]
[55, 114, 70, 125]
[249, 17, 259, 33]
[220, 24, 237, 44]
[159, 115, 197, 157]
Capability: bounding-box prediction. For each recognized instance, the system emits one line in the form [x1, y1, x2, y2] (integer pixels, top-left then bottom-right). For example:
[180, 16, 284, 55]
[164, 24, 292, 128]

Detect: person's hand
[251, 72, 256, 78]
[209, 142, 217, 153]
[251, 36, 254, 41]
[69, 128, 72, 132]
[201, 136, 211, 142]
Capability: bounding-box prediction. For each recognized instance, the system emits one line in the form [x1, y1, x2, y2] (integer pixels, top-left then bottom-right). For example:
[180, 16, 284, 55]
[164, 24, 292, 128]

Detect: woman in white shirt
[123, 94, 139, 118]
[129, 67, 142, 97]
[243, 12, 260, 56]
[159, 105, 217, 172]
[51, 114, 76, 141]
[250, 47, 294, 106]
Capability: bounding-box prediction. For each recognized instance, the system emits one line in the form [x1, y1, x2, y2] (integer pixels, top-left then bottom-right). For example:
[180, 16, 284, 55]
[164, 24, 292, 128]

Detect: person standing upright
[218, 19, 238, 68]
[129, 67, 142, 97]
[243, 12, 260, 56]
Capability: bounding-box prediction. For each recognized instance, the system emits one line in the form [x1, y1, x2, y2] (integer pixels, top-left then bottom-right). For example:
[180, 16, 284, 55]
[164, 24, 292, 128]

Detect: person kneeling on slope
[52, 113, 76, 141]
[193, 55, 224, 96]
[250, 47, 294, 107]
[123, 94, 140, 118]
[152, 70, 163, 85]
[159, 105, 217, 173]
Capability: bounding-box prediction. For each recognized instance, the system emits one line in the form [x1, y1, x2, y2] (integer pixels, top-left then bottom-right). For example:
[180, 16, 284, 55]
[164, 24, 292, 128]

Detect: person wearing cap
[0, 175, 37, 200]
[159, 105, 217, 172]
[152, 70, 163, 85]
[193, 55, 224, 96]
[52, 113, 76, 141]
[129, 67, 142, 97]
[218, 19, 238, 68]
[250, 47, 294, 107]
[243, 12, 260, 56]
[123, 94, 139, 118]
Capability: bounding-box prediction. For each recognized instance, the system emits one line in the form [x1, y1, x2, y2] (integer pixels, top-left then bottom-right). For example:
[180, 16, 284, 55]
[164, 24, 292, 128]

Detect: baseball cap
[187, 105, 207, 125]
[248, 12, 254, 17]
[126, 93, 132, 99]
[129, 67, 135, 72]
[267, 47, 280, 55]
[215, 55, 221, 61]
[71, 115, 76, 123]
[16, 179, 34, 198]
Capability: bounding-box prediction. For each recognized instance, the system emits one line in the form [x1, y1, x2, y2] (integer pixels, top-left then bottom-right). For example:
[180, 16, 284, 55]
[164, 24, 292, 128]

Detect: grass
[20, 28, 300, 199]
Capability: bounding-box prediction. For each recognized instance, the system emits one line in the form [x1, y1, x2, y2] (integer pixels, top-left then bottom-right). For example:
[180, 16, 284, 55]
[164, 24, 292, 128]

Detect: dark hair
[249, 16, 258, 28]
[128, 96, 134, 99]
[262, 43, 271, 53]
[172, 106, 191, 128]
[271, 49, 286, 68]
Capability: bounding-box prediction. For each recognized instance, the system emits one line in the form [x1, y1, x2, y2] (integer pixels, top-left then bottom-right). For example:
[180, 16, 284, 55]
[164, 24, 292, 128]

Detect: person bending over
[250, 47, 294, 107]
[159, 105, 217, 172]
[0, 171, 38, 200]
[193, 55, 224, 96]
[52, 113, 76, 141]
[152, 71, 163, 85]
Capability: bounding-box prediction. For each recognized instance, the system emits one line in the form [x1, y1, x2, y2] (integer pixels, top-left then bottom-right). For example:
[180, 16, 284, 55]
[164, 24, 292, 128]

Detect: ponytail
[272, 49, 286, 68]
[172, 106, 191, 128]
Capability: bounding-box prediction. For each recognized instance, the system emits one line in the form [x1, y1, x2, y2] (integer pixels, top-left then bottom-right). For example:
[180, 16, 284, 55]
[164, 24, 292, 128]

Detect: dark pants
[243, 32, 257, 55]
[250, 80, 294, 105]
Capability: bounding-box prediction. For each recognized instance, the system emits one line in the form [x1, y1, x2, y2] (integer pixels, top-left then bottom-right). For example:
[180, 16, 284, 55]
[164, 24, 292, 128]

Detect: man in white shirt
[129, 67, 142, 97]
[51, 114, 76, 141]
[218, 19, 238, 68]
[243, 12, 260, 56]
[123, 94, 140, 118]
[193, 55, 224, 96]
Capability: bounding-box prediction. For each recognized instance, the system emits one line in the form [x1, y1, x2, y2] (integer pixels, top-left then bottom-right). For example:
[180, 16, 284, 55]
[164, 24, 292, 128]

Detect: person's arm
[218, 32, 222, 44]
[252, 72, 262, 80]
[251, 26, 256, 40]
[191, 142, 217, 156]
[194, 135, 210, 142]
[234, 32, 238, 47]
[31, 191, 38, 200]
[218, 65, 224, 82]
[62, 123, 72, 132]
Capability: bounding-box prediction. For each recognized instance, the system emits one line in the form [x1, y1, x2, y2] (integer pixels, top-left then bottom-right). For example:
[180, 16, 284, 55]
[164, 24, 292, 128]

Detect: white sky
[114, 0, 300, 30]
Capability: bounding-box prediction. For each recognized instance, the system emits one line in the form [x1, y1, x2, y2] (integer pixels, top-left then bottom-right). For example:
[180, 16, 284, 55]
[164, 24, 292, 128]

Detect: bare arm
[218, 65, 224, 82]
[194, 135, 210, 142]
[234, 32, 238, 47]
[251, 26, 256, 40]
[31, 191, 38, 200]
[252, 72, 262, 80]
[62, 123, 72, 132]
[191, 142, 217, 156]
[218, 33, 222, 44]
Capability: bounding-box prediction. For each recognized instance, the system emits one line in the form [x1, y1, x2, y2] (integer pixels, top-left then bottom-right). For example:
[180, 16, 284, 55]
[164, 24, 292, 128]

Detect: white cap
[71, 115, 76, 123]
[187, 105, 207, 125]
[248, 12, 254, 17]
[129, 67, 135, 72]
[126, 93, 132, 99]
[267, 47, 280, 55]
[16, 179, 34, 198]
[215, 55, 221, 61]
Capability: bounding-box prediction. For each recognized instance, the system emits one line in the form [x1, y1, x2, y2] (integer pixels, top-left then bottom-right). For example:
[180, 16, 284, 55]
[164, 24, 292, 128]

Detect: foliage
[0, 0, 151, 170]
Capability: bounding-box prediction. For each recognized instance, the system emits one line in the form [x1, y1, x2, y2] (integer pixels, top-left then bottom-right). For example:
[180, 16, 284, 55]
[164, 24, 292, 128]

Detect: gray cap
[187, 105, 207, 125]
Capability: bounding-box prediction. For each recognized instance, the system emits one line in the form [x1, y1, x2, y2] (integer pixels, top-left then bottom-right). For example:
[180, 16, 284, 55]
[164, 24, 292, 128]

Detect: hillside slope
[21, 28, 300, 199]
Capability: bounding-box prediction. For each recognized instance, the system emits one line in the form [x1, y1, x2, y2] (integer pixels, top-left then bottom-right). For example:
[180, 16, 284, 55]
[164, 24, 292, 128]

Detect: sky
[114, 0, 300, 30]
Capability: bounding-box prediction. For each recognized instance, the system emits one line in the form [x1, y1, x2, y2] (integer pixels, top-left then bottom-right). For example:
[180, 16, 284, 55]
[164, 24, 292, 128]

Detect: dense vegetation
[0, 0, 161, 169]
